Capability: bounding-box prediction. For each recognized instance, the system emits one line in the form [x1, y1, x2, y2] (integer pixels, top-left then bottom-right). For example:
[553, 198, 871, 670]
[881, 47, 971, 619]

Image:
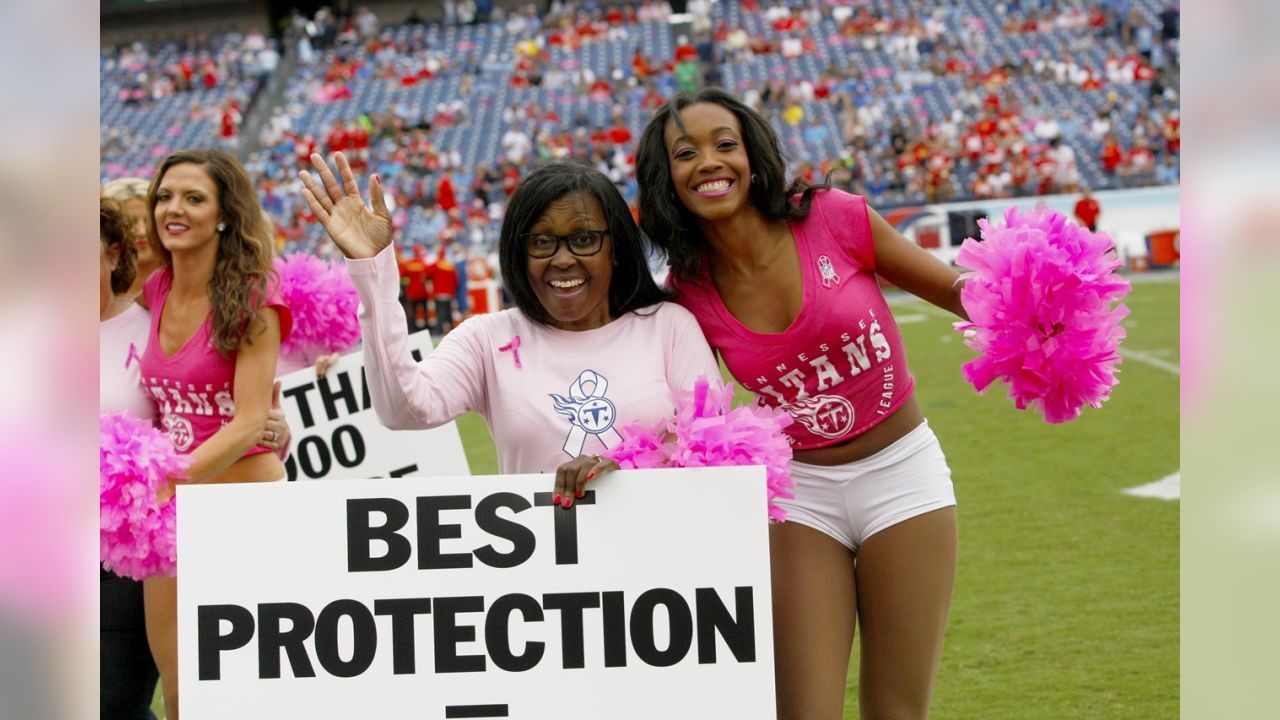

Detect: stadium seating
[100, 1, 1179, 253]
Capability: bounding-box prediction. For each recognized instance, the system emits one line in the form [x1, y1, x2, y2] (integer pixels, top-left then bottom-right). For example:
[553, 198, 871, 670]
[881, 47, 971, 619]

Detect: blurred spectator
[1074, 187, 1101, 232]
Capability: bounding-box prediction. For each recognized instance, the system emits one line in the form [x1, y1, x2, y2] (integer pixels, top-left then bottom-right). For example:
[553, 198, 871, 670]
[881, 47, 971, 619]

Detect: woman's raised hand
[299, 151, 392, 259]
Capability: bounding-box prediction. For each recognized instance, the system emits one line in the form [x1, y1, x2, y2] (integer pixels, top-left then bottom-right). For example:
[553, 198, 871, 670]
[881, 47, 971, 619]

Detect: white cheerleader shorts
[777, 420, 956, 551]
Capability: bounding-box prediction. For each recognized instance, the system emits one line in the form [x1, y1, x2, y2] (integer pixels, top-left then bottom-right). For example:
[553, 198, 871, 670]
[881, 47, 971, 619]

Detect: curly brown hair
[146, 149, 277, 355]
[100, 196, 137, 295]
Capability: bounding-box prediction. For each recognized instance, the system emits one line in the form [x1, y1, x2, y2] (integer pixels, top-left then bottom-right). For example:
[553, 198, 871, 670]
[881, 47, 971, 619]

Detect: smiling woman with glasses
[299, 155, 721, 502]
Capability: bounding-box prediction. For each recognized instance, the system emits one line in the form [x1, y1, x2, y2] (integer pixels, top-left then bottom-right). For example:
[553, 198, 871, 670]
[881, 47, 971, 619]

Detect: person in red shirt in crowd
[219, 100, 240, 140]
[1100, 134, 1124, 174]
[1074, 186, 1101, 231]
[606, 122, 632, 146]
[294, 133, 318, 169]
[961, 127, 984, 163]
[588, 77, 612, 101]
[349, 121, 370, 170]
[974, 109, 999, 139]
[326, 121, 350, 154]
[1163, 112, 1180, 154]
[1010, 154, 1031, 193]
[674, 38, 698, 63]
[1033, 151, 1058, 195]
[401, 245, 432, 332]
[200, 59, 219, 89]
[588, 125, 611, 148]
[177, 57, 195, 90]
[1079, 66, 1104, 91]
[436, 173, 457, 213]
[1122, 137, 1156, 180]
[502, 163, 522, 197]
[465, 197, 488, 225]
[641, 83, 666, 109]
[983, 89, 1002, 112]
[429, 245, 460, 336]
[1089, 5, 1108, 29]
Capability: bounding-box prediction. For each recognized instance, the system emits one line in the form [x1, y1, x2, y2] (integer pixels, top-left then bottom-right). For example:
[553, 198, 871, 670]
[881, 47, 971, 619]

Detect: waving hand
[298, 151, 392, 259]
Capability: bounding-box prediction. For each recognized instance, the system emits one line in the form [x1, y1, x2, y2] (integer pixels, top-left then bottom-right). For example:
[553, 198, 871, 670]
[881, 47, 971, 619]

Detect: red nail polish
[553, 493, 561, 505]
[575, 488, 585, 498]
[586, 471, 595, 480]
[563, 497, 573, 509]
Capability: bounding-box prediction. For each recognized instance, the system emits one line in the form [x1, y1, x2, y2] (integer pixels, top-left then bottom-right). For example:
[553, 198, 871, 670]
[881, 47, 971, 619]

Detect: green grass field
[868, 276, 1180, 719]
[155, 277, 1178, 718]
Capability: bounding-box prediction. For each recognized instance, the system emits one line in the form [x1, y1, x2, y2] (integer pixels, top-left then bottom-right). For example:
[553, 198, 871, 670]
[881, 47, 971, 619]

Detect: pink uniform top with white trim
[348, 246, 721, 474]
[138, 268, 292, 455]
[671, 189, 915, 450]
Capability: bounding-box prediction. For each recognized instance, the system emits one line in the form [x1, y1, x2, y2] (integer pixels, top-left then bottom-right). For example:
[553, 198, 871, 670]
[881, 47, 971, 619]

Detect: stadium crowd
[101, 0, 1179, 328]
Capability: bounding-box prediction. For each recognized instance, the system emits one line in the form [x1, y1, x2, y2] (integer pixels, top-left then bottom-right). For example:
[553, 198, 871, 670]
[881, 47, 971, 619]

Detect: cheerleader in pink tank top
[134, 150, 292, 720]
[637, 89, 969, 720]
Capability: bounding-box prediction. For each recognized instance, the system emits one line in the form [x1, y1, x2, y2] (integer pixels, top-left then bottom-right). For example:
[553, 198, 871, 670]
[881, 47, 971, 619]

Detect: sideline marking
[1119, 348, 1181, 376]
[1123, 473, 1180, 501]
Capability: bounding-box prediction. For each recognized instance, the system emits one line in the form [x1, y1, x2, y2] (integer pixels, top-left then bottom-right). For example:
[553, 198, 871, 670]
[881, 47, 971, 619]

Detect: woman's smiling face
[664, 102, 754, 223]
[525, 191, 615, 331]
[152, 162, 223, 255]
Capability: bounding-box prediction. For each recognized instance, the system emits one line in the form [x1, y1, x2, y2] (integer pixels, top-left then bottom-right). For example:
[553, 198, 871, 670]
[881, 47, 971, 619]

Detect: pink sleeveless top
[671, 189, 915, 450]
[139, 268, 292, 455]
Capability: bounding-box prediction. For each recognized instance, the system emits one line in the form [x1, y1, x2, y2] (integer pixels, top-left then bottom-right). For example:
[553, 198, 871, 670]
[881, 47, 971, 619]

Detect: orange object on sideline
[1147, 230, 1180, 267]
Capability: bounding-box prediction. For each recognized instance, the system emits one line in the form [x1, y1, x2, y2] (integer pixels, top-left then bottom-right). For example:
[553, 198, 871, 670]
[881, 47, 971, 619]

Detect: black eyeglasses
[520, 229, 609, 258]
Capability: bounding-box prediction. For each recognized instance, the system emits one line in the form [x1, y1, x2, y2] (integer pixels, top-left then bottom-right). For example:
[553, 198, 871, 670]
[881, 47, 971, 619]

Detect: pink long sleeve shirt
[348, 247, 721, 474]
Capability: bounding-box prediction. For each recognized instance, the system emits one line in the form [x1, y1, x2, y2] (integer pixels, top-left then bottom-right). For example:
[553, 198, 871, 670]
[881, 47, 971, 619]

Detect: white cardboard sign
[277, 330, 470, 481]
[177, 467, 776, 719]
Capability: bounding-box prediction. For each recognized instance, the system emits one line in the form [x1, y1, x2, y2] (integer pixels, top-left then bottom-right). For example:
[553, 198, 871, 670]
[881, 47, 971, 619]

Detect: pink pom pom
[603, 378, 795, 522]
[954, 207, 1131, 423]
[100, 412, 189, 580]
[275, 253, 361, 362]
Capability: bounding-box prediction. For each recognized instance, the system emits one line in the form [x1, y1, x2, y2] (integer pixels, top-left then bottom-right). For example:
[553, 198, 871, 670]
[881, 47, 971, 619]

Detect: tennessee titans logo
[550, 370, 623, 456]
[163, 414, 195, 452]
[817, 254, 841, 288]
[785, 394, 855, 439]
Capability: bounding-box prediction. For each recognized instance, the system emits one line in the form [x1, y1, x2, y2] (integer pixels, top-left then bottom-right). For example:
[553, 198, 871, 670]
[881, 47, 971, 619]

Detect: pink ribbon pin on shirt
[498, 335, 522, 369]
[125, 342, 143, 370]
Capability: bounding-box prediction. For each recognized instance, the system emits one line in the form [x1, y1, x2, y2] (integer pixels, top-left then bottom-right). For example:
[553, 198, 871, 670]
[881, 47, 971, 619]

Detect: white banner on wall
[178, 467, 776, 719]
[277, 330, 470, 481]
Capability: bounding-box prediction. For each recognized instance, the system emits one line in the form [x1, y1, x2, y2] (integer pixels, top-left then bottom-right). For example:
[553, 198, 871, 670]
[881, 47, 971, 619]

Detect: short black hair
[498, 163, 670, 326]
[636, 87, 829, 283]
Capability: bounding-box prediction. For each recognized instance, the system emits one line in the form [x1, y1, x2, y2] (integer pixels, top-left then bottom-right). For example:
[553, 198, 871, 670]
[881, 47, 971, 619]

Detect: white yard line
[1119, 348, 1181, 376]
[887, 298, 958, 321]
[1123, 473, 1180, 501]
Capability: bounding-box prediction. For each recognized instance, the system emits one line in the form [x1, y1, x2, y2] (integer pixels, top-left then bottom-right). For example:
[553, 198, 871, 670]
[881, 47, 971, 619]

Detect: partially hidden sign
[276, 330, 470, 481]
[178, 467, 776, 718]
